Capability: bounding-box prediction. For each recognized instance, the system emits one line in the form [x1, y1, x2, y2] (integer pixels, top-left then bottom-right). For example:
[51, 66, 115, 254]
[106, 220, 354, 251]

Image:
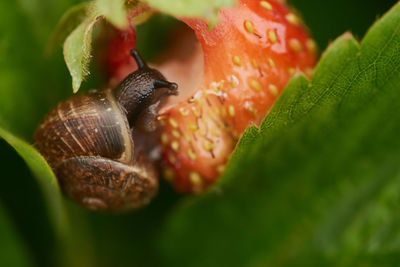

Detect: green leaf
[0, 202, 33, 267]
[46, 2, 90, 55]
[96, 0, 127, 29]
[158, 3, 400, 266]
[60, 1, 140, 93]
[0, 127, 68, 239]
[144, 0, 235, 22]
[63, 3, 101, 93]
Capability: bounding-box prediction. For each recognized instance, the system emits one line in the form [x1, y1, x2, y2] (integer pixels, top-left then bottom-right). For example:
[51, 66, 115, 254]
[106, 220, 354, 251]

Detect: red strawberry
[103, 5, 151, 86]
[104, 0, 317, 193]
[105, 25, 137, 86]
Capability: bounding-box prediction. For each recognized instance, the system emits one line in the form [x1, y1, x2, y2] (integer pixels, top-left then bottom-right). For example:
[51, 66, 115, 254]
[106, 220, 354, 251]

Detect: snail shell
[34, 50, 177, 212]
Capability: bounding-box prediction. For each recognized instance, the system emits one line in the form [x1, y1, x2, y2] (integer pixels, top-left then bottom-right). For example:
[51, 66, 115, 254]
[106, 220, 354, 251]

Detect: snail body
[34, 50, 178, 211]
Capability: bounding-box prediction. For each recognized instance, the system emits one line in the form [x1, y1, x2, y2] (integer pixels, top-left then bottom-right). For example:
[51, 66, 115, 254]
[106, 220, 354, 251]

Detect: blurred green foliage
[0, 203, 32, 267]
[290, 0, 396, 49]
[0, 0, 398, 266]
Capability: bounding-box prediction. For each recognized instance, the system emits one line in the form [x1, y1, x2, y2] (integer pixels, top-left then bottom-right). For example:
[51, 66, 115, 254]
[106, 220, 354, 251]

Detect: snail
[34, 50, 178, 212]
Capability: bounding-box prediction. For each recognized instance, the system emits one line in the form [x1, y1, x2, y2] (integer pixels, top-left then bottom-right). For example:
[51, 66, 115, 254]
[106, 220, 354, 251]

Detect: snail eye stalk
[130, 49, 147, 69]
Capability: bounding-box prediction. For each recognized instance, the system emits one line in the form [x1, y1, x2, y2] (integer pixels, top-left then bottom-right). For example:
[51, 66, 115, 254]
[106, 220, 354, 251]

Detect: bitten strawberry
[104, 0, 317, 193]
[161, 0, 316, 192]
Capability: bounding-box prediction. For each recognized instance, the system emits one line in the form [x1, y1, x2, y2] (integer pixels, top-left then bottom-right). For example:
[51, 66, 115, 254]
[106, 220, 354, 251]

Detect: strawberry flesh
[161, 0, 316, 193]
[104, 0, 317, 193]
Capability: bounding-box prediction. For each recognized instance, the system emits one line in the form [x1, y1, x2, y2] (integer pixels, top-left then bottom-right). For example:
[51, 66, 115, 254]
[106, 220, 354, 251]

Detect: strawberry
[105, 25, 137, 87]
[103, 4, 151, 87]
[104, 0, 317, 193]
